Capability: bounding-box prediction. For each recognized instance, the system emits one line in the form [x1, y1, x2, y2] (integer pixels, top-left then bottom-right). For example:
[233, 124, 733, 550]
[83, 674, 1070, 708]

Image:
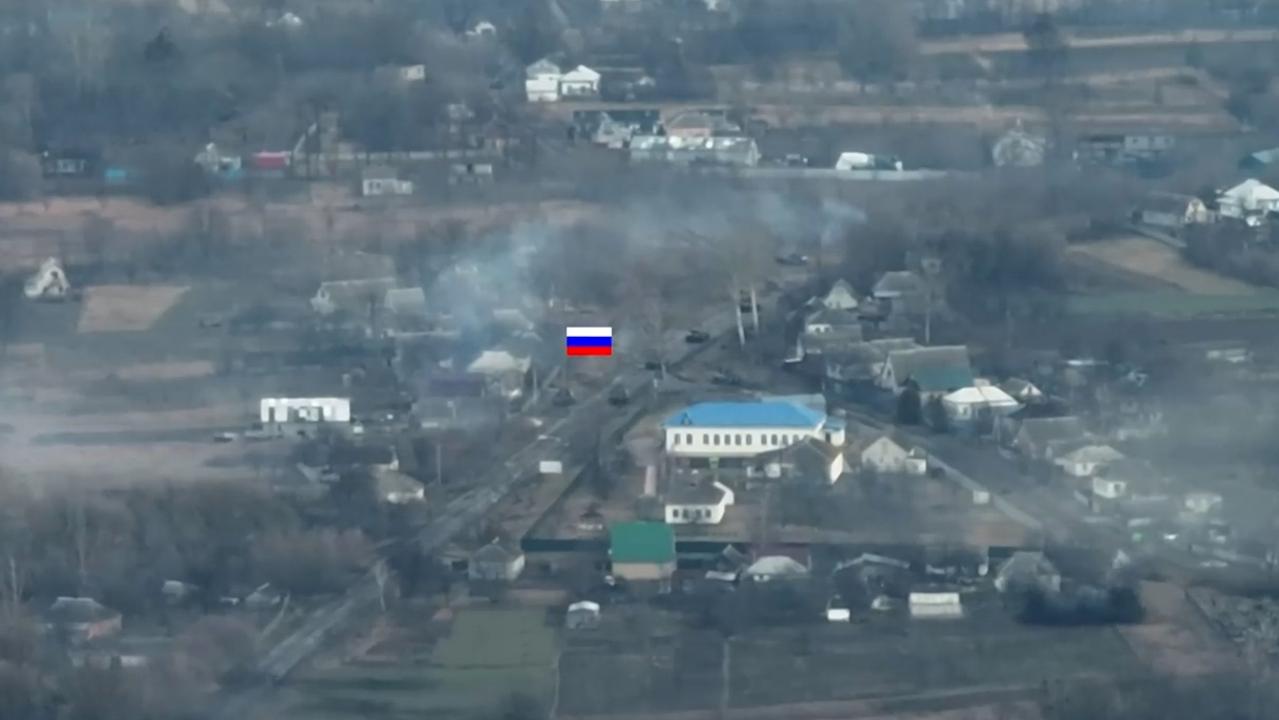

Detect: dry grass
[1118, 582, 1241, 677]
[114, 360, 216, 381]
[1070, 237, 1259, 296]
[77, 285, 189, 333]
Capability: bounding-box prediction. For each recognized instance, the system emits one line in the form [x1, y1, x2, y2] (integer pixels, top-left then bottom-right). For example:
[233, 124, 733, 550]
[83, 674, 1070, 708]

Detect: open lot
[267, 606, 557, 720]
[1070, 237, 1260, 296]
[77, 284, 191, 333]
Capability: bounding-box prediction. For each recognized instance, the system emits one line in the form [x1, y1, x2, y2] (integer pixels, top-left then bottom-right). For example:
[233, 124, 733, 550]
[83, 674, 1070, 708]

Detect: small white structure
[992, 124, 1047, 168]
[743, 556, 809, 583]
[835, 151, 901, 171]
[994, 552, 1061, 595]
[398, 64, 426, 82]
[362, 167, 413, 196]
[857, 435, 919, 474]
[908, 591, 963, 619]
[559, 65, 601, 97]
[664, 480, 734, 525]
[1217, 178, 1279, 224]
[24, 258, 70, 300]
[1054, 444, 1125, 478]
[566, 601, 601, 629]
[1139, 193, 1211, 232]
[467, 350, 531, 376]
[942, 383, 1020, 423]
[469, 541, 525, 582]
[826, 594, 851, 623]
[467, 20, 496, 37]
[260, 397, 351, 425]
[1092, 474, 1127, 500]
[539, 460, 563, 475]
[375, 470, 426, 505]
[1184, 491, 1223, 515]
[525, 58, 563, 102]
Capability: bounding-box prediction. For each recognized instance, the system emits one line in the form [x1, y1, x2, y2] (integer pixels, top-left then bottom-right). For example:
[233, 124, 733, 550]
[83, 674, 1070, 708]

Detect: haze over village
[9, 1, 1279, 719]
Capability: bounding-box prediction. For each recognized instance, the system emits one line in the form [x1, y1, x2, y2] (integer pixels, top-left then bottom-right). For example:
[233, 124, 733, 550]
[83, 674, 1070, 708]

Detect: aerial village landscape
[8, 1, 1279, 719]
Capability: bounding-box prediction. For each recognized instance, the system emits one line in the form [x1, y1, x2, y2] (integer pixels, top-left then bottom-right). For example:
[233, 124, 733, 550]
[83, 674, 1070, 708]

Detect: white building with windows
[664, 480, 734, 525]
[663, 401, 846, 461]
[260, 397, 351, 425]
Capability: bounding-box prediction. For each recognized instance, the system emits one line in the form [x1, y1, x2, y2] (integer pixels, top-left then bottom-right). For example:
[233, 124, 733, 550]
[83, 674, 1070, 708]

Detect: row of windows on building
[671, 507, 713, 521]
[671, 431, 807, 448]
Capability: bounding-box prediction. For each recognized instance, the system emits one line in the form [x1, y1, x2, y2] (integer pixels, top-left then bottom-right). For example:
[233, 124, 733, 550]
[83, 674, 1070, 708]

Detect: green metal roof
[609, 522, 675, 564]
[910, 365, 975, 393]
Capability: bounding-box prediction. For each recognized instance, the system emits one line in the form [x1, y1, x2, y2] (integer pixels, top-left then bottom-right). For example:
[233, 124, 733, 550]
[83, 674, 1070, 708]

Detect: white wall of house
[1059, 459, 1099, 478]
[260, 397, 351, 424]
[861, 437, 912, 473]
[664, 424, 843, 459]
[1092, 477, 1127, 500]
[665, 482, 735, 525]
[362, 178, 413, 196]
[909, 592, 962, 619]
[525, 76, 560, 102]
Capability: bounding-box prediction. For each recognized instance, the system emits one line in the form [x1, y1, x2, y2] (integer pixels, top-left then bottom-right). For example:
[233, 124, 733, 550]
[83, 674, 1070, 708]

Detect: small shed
[469, 541, 526, 582]
[566, 601, 601, 629]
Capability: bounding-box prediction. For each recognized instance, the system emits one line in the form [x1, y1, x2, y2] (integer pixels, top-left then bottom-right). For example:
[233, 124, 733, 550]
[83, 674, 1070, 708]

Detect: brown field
[1118, 582, 1241, 677]
[77, 285, 190, 333]
[1069, 237, 1259, 296]
[920, 28, 1279, 55]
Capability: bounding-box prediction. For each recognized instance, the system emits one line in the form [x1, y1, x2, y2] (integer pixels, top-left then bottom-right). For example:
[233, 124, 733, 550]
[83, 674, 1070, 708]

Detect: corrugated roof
[609, 522, 675, 564]
[663, 401, 826, 429]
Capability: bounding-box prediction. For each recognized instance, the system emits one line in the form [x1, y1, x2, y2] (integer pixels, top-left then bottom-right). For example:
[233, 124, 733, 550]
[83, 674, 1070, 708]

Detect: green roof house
[879, 346, 974, 397]
[609, 522, 676, 587]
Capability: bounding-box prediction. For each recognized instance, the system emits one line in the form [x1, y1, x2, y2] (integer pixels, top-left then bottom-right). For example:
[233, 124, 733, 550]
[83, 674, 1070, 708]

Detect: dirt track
[922, 28, 1279, 55]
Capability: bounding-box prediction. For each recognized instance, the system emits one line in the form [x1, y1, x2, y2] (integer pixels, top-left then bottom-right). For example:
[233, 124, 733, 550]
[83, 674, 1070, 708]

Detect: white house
[663, 401, 845, 461]
[260, 397, 351, 425]
[908, 590, 962, 619]
[855, 435, 925, 475]
[1054, 444, 1124, 478]
[559, 65, 601, 97]
[362, 166, 412, 196]
[525, 58, 563, 102]
[942, 383, 1020, 424]
[398, 64, 426, 82]
[1217, 178, 1279, 224]
[817, 279, 859, 311]
[664, 480, 734, 525]
[743, 556, 809, 583]
[1091, 474, 1127, 501]
[1139, 193, 1210, 232]
[24, 257, 70, 300]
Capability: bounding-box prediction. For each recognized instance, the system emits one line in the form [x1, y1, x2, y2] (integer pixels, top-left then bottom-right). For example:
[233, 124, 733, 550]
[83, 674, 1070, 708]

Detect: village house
[383, 287, 430, 337]
[991, 124, 1047, 167]
[260, 397, 351, 427]
[46, 597, 122, 644]
[559, 65, 601, 97]
[1090, 459, 1170, 513]
[663, 110, 741, 138]
[311, 278, 398, 318]
[908, 587, 963, 619]
[744, 555, 810, 583]
[994, 552, 1061, 596]
[628, 135, 761, 168]
[525, 58, 563, 102]
[1075, 133, 1174, 165]
[941, 382, 1020, 430]
[1137, 192, 1211, 234]
[466, 347, 533, 402]
[999, 378, 1045, 404]
[878, 346, 975, 397]
[663, 400, 846, 465]
[823, 338, 920, 396]
[1217, 178, 1279, 225]
[872, 271, 927, 313]
[848, 434, 926, 475]
[1054, 443, 1124, 478]
[800, 307, 864, 357]
[663, 478, 735, 524]
[373, 470, 426, 504]
[1011, 416, 1087, 461]
[361, 166, 413, 197]
[469, 541, 526, 582]
[753, 437, 846, 484]
[24, 257, 71, 300]
[609, 522, 677, 589]
[814, 279, 860, 311]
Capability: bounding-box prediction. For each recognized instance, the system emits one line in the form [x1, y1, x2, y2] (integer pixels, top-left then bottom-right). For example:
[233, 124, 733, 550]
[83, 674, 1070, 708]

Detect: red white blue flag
[566, 326, 613, 357]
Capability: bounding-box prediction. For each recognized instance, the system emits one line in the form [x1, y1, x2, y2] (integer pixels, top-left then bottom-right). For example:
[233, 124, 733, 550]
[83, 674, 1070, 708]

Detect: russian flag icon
[566, 326, 613, 357]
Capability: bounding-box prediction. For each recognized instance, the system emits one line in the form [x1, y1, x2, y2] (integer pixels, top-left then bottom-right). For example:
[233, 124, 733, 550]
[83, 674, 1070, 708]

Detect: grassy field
[276, 607, 558, 720]
[1067, 291, 1279, 317]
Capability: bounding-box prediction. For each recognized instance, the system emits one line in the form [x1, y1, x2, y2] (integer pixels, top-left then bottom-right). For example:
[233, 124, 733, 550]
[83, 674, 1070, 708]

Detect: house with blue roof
[663, 400, 846, 460]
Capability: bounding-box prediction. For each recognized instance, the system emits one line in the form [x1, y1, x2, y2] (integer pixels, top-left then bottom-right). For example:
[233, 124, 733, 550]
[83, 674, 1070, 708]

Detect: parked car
[685, 330, 710, 343]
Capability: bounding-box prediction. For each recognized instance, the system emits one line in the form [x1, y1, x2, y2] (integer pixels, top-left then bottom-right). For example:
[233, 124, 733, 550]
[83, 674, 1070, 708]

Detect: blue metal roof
[663, 401, 826, 429]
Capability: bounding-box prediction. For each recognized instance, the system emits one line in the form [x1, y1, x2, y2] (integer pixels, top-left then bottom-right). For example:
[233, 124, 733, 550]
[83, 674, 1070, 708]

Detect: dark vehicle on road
[685, 330, 710, 343]
[553, 387, 575, 407]
[776, 252, 809, 266]
[608, 384, 630, 406]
